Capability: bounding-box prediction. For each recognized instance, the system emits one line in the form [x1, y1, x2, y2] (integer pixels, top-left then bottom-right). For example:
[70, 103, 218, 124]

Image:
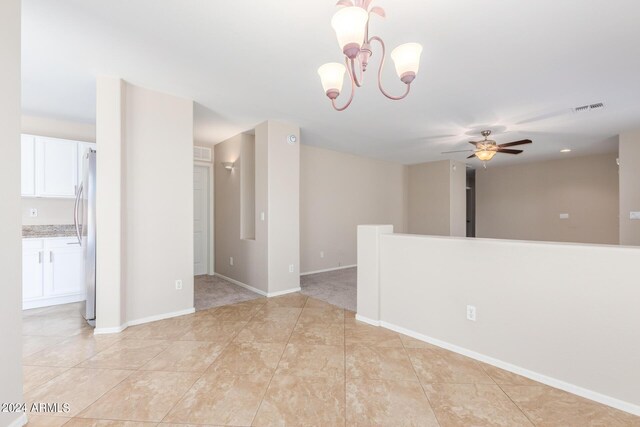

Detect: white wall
[0, 1, 24, 426]
[300, 145, 406, 273]
[96, 79, 194, 330]
[619, 131, 640, 245]
[358, 229, 640, 415]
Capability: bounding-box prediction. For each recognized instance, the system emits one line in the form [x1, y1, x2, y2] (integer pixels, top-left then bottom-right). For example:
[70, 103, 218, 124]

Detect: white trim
[376, 320, 640, 417]
[23, 293, 85, 310]
[214, 272, 301, 298]
[214, 272, 267, 296]
[7, 413, 28, 427]
[194, 161, 214, 275]
[94, 307, 196, 335]
[355, 314, 381, 326]
[127, 307, 195, 326]
[267, 287, 302, 297]
[300, 264, 356, 276]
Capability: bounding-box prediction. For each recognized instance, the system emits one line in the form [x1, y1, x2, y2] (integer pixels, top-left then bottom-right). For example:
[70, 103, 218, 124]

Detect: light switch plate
[559, 213, 569, 219]
[630, 212, 640, 220]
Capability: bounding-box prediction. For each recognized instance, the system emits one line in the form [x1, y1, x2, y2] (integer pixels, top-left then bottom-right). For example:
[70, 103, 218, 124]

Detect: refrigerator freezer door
[82, 149, 97, 325]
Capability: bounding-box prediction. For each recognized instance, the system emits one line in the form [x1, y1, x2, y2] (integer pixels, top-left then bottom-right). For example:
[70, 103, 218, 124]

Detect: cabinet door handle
[38, 251, 42, 264]
[49, 251, 53, 263]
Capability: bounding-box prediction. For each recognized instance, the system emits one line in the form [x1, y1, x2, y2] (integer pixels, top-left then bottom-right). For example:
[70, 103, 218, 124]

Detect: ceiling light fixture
[317, 0, 423, 111]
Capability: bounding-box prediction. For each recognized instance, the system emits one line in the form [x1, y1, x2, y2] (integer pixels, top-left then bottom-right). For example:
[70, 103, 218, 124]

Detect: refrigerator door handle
[74, 182, 83, 246]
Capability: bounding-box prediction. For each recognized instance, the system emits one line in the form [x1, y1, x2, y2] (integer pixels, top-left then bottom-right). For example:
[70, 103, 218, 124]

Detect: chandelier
[317, 0, 423, 111]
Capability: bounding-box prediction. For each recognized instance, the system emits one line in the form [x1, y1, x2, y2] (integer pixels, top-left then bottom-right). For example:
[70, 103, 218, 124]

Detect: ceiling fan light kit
[317, 0, 423, 111]
[441, 130, 533, 164]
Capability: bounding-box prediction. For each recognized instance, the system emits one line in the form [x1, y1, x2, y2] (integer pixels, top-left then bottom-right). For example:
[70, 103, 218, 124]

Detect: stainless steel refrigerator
[75, 148, 96, 326]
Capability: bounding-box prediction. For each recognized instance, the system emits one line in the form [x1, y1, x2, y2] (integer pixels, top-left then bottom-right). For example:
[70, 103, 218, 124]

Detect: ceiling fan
[442, 130, 532, 161]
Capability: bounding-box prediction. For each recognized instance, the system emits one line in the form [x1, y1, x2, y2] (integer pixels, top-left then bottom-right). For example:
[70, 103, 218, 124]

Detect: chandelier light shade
[319, 0, 423, 111]
[331, 7, 369, 58]
[475, 150, 497, 161]
[318, 62, 347, 98]
[391, 43, 423, 83]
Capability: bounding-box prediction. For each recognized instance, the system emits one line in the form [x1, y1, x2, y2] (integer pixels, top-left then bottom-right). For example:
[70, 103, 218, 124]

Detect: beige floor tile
[208, 341, 285, 376]
[480, 364, 541, 386]
[140, 341, 225, 372]
[346, 377, 439, 426]
[208, 304, 261, 321]
[64, 419, 156, 426]
[79, 370, 200, 422]
[22, 336, 67, 358]
[407, 347, 495, 385]
[178, 319, 247, 342]
[277, 343, 344, 378]
[345, 322, 404, 347]
[253, 374, 345, 427]
[501, 385, 640, 427]
[24, 368, 133, 417]
[25, 414, 71, 426]
[23, 315, 91, 337]
[347, 345, 418, 382]
[399, 334, 443, 350]
[163, 371, 271, 426]
[289, 322, 344, 346]
[424, 383, 533, 426]
[233, 319, 296, 344]
[252, 306, 302, 322]
[24, 335, 121, 368]
[121, 317, 191, 340]
[79, 339, 170, 369]
[304, 297, 340, 310]
[23, 365, 69, 392]
[344, 310, 356, 319]
[262, 293, 308, 308]
[297, 307, 345, 325]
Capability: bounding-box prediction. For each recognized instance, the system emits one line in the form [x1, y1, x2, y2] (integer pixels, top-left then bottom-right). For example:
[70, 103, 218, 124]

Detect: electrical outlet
[260, 212, 265, 221]
[466, 305, 477, 321]
[29, 208, 38, 217]
[320, 251, 324, 258]
[630, 211, 640, 220]
[289, 264, 294, 273]
[559, 213, 569, 219]
[175, 280, 183, 290]
[230, 257, 234, 266]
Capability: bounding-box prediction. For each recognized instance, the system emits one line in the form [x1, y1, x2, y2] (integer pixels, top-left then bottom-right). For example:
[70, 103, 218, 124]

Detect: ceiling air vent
[573, 102, 605, 113]
[194, 146, 212, 162]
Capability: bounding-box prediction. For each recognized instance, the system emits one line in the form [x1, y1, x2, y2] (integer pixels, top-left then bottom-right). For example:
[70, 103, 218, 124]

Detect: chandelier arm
[369, 36, 411, 100]
[350, 57, 364, 87]
[331, 57, 357, 111]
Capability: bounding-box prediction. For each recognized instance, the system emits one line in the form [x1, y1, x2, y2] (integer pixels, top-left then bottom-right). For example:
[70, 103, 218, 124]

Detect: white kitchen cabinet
[21, 135, 37, 196]
[23, 237, 85, 310]
[36, 137, 79, 198]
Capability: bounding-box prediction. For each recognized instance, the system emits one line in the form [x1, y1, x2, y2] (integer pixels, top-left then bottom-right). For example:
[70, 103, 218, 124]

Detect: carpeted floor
[300, 267, 357, 312]
[195, 267, 357, 312]
[194, 275, 265, 311]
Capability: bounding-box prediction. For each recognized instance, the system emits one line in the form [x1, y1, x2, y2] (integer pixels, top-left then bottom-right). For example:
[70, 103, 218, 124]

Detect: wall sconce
[222, 162, 234, 171]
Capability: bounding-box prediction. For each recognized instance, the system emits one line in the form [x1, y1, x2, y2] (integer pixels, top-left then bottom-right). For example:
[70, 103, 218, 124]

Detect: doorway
[194, 164, 211, 275]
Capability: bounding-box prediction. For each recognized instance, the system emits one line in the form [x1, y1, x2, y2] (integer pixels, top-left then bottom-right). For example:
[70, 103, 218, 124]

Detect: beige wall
[407, 160, 466, 236]
[96, 79, 194, 330]
[21, 116, 96, 226]
[619, 131, 640, 245]
[0, 0, 24, 425]
[476, 153, 619, 245]
[215, 132, 268, 293]
[300, 145, 406, 273]
[358, 231, 640, 414]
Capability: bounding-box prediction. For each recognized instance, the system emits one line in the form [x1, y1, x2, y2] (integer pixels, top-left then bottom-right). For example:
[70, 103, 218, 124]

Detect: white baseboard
[214, 272, 267, 297]
[267, 287, 301, 297]
[94, 307, 195, 335]
[355, 314, 381, 326]
[377, 320, 640, 417]
[7, 413, 28, 427]
[300, 264, 356, 276]
[215, 273, 301, 298]
[23, 293, 85, 310]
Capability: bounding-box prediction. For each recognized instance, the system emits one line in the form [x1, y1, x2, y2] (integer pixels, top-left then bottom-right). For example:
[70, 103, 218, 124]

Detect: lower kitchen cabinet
[23, 237, 85, 309]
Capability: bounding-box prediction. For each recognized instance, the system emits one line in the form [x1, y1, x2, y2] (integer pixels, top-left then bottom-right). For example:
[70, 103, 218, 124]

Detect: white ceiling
[22, 0, 640, 165]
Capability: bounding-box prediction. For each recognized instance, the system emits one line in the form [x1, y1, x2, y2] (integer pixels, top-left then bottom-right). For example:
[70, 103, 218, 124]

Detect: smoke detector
[573, 102, 605, 113]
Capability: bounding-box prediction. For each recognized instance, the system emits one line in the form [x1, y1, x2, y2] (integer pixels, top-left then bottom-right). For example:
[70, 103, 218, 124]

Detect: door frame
[194, 161, 214, 275]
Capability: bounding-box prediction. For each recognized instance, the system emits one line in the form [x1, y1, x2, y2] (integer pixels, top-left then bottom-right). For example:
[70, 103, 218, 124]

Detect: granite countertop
[23, 224, 77, 239]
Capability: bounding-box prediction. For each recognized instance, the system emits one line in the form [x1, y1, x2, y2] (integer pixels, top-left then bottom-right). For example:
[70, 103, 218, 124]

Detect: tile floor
[22, 298, 639, 426]
[300, 267, 357, 311]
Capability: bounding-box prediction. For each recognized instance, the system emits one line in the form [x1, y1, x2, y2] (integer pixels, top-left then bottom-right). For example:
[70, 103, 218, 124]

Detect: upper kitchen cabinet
[21, 134, 92, 198]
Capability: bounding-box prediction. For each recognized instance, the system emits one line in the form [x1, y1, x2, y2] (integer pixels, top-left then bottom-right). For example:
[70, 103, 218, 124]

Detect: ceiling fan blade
[441, 149, 475, 154]
[498, 139, 532, 148]
[497, 148, 523, 154]
[467, 153, 477, 159]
